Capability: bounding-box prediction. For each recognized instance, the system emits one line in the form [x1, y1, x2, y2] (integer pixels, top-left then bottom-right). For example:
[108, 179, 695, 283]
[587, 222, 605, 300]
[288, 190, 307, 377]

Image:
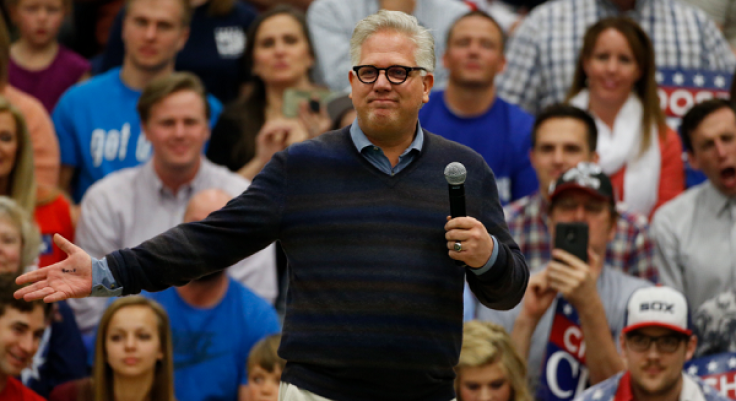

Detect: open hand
[297, 100, 331, 138]
[546, 248, 601, 309]
[14, 234, 93, 303]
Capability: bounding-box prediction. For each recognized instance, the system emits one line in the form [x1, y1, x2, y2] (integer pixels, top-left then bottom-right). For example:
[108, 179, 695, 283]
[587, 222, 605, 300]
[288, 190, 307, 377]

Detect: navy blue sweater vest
[108, 126, 529, 401]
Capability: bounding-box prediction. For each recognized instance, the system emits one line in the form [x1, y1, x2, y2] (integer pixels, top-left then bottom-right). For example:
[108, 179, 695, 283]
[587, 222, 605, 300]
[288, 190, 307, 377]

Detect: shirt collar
[349, 118, 424, 156]
[702, 180, 733, 217]
[616, 371, 705, 401]
[615, 370, 635, 401]
[142, 157, 206, 198]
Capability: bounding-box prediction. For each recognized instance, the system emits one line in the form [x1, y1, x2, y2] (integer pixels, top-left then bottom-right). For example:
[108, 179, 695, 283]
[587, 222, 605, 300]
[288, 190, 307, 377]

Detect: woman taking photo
[206, 5, 331, 180]
[49, 297, 175, 401]
[566, 17, 684, 218]
[456, 321, 531, 401]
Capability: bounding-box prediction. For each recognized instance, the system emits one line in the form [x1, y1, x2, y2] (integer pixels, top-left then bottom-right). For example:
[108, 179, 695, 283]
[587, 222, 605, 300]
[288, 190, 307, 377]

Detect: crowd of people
[0, 0, 733, 400]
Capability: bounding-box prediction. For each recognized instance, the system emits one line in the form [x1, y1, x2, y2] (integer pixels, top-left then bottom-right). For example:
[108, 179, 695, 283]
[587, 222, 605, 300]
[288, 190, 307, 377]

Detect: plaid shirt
[497, 0, 736, 114]
[504, 192, 658, 282]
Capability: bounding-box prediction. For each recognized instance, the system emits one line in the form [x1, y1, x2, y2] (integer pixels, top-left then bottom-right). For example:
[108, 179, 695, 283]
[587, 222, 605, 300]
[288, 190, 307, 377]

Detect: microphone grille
[444, 162, 467, 185]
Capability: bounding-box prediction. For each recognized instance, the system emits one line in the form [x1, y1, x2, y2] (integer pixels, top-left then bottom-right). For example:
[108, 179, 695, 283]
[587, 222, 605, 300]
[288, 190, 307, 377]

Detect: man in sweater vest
[15, 10, 529, 401]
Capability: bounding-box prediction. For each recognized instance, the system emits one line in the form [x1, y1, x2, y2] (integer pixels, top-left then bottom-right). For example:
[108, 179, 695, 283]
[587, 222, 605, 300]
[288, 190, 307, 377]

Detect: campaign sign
[685, 352, 736, 400]
[40, 234, 53, 256]
[537, 298, 590, 401]
[656, 68, 732, 188]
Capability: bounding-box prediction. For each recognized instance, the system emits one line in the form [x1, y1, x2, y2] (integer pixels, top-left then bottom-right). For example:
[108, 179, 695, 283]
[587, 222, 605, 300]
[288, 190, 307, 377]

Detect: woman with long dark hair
[206, 5, 331, 180]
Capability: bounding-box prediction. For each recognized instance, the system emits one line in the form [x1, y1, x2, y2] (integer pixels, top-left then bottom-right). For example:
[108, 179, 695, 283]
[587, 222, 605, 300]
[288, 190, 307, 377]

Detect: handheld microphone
[444, 162, 467, 267]
[444, 162, 466, 218]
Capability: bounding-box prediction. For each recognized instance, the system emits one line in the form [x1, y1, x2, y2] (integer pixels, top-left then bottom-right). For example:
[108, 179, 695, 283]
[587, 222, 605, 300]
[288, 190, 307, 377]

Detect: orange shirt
[609, 127, 685, 219]
[3, 85, 60, 187]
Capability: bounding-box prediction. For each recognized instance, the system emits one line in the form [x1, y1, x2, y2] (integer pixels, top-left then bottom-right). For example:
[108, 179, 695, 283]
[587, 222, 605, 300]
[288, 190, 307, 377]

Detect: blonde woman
[0, 196, 39, 275]
[49, 297, 176, 401]
[456, 321, 531, 401]
[0, 95, 76, 267]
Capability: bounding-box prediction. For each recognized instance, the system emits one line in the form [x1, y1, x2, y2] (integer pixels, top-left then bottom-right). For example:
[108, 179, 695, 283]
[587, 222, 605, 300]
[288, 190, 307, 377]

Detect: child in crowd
[246, 334, 284, 401]
[456, 321, 532, 401]
[7, 0, 89, 112]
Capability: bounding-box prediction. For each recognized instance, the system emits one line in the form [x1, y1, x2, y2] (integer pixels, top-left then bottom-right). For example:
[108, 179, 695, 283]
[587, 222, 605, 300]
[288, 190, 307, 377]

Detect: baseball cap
[623, 286, 692, 336]
[548, 162, 615, 204]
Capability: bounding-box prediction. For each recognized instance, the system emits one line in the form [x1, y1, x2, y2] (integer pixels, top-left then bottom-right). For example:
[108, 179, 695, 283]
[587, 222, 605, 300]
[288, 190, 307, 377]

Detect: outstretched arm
[19, 150, 289, 301]
[15, 234, 93, 302]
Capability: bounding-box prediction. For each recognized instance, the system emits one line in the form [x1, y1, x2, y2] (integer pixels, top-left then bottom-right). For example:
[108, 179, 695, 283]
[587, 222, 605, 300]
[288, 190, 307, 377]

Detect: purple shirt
[9, 46, 90, 113]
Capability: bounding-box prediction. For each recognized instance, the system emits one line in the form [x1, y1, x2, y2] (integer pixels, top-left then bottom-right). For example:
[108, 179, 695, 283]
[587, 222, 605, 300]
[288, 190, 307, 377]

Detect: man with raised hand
[479, 162, 651, 397]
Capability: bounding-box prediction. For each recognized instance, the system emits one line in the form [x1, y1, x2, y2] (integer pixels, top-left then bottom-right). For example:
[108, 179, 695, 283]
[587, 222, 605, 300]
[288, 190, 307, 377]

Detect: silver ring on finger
[454, 241, 462, 252]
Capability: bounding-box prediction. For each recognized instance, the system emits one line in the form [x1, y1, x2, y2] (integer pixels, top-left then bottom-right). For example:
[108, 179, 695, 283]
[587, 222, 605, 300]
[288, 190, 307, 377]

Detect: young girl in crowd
[206, 5, 332, 180]
[456, 321, 532, 401]
[566, 17, 684, 218]
[246, 334, 285, 401]
[0, 95, 74, 267]
[49, 297, 176, 401]
[7, 0, 90, 112]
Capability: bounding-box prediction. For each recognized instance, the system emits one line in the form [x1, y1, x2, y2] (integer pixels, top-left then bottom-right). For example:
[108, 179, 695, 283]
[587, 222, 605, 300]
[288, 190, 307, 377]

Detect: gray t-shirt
[477, 267, 651, 391]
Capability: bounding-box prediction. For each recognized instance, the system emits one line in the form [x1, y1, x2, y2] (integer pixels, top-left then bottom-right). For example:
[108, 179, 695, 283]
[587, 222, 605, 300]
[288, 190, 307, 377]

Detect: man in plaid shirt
[497, 0, 736, 114]
[505, 104, 657, 281]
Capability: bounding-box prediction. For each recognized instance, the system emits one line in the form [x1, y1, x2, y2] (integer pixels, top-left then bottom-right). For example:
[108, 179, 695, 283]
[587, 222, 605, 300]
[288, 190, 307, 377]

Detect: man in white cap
[575, 286, 728, 401]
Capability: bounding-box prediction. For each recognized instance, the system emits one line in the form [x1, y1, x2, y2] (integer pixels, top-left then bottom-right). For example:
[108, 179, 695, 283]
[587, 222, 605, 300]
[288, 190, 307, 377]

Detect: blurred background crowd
[0, 0, 735, 400]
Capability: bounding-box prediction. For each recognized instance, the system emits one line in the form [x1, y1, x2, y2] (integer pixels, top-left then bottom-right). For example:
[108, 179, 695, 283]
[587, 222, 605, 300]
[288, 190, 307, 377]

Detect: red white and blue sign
[685, 352, 736, 400]
[537, 298, 590, 401]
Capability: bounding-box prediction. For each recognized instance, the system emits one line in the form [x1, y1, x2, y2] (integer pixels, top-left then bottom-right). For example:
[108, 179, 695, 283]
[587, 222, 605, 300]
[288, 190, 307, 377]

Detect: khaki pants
[278, 382, 457, 401]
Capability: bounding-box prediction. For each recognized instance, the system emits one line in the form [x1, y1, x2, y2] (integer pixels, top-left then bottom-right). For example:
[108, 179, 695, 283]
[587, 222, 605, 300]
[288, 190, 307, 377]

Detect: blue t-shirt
[419, 91, 538, 205]
[53, 67, 223, 202]
[143, 277, 280, 401]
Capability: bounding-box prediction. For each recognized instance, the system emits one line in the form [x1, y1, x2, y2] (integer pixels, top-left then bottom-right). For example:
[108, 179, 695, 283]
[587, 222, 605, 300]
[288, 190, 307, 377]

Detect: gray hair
[0, 196, 40, 273]
[350, 10, 435, 72]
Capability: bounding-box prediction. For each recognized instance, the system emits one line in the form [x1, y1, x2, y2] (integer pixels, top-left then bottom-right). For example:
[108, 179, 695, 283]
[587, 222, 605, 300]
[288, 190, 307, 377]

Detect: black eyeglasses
[626, 332, 688, 354]
[352, 65, 427, 84]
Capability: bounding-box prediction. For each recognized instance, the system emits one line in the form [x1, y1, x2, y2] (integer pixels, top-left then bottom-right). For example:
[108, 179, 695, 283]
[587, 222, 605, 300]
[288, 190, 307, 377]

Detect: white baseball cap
[623, 286, 692, 336]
